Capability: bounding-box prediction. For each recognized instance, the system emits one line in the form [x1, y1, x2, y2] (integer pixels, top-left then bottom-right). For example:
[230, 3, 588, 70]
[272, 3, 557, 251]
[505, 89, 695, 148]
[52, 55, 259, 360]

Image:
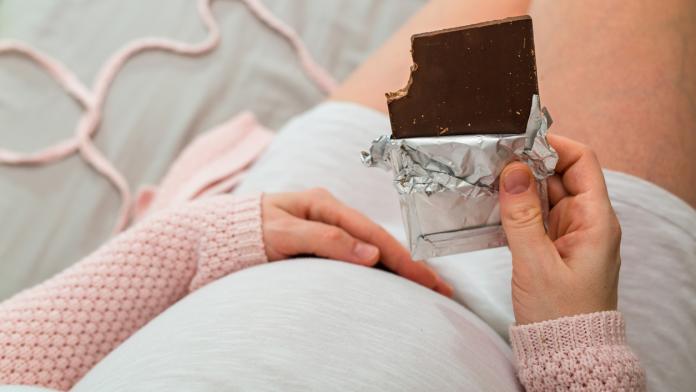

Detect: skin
[529, 0, 696, 207]
[262, 188, 454, 297]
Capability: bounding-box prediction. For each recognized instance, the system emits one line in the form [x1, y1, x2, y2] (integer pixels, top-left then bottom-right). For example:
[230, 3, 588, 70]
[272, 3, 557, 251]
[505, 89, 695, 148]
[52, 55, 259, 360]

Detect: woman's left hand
[262, 188, 453, 297]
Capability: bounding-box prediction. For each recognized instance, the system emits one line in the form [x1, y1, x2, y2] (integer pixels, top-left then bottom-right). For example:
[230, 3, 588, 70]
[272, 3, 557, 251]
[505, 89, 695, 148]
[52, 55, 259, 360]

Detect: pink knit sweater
[0, 194, 645, 391]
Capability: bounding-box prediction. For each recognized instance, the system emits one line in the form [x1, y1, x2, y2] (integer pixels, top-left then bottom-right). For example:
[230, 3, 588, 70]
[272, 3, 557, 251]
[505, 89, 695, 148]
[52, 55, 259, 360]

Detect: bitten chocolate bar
[387, 15, 538, 138]
[363, 15, 556, 258]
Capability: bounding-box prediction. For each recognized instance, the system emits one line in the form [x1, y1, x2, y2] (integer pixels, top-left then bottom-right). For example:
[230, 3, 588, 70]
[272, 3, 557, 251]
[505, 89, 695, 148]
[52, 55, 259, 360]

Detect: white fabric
[232, 101, 696, 391]
[72, 261, 520, 392]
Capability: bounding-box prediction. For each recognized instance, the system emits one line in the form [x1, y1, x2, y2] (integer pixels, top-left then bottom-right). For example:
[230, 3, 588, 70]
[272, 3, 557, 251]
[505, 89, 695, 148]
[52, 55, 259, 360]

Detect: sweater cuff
[509, 311, 627, 364]
[188, 193, 268, 291]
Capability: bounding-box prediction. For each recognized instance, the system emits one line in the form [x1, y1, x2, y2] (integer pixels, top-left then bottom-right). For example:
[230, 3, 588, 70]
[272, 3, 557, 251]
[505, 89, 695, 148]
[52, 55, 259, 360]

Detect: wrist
[188, 193, 267, 291]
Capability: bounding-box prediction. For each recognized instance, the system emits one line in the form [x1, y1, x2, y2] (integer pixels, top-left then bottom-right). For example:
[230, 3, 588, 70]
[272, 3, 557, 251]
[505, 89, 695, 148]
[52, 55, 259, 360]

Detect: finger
[547, 174, 568, 206]
[434, 274, 455, 297]
[286, 219, 381, 266]
[272, 188, 452, 296]
[303, 189, 447, 294]
[499, 162, 560, 267]
[264, 191, 311, 218]
[546, 197, 570, 241]
[547, 134, 598, 174]
[547, 134, 608, 196]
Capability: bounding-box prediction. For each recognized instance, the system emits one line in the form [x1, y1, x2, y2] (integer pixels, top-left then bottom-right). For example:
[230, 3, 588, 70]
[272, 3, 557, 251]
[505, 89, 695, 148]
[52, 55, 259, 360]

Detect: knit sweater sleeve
[509, 311, 646, 391]
[0, 194, 267, 391]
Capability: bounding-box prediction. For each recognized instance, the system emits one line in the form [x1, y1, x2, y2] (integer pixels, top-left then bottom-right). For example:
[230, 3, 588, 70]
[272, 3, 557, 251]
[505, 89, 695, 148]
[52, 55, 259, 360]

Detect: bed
[0, 0, 423, 299]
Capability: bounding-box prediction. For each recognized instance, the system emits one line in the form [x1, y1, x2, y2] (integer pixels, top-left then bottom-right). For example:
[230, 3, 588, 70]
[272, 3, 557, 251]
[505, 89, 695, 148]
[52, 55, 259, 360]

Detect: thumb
[499, 162, 554, 262]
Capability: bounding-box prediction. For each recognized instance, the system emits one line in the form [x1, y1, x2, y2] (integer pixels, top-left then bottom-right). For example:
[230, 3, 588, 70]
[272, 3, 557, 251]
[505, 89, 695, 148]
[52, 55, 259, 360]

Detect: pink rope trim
[0, 0, 336, 233]
[243, 0, 338, 93]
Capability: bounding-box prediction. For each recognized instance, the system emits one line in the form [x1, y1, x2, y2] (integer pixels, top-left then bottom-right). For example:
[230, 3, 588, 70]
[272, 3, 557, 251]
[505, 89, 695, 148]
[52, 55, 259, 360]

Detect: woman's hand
[499, 135, 621, 325]
[261, 188, 453, 297]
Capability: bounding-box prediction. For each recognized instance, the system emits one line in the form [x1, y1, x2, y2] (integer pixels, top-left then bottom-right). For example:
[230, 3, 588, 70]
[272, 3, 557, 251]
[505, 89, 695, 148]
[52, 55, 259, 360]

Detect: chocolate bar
[387, 15, 538, 138]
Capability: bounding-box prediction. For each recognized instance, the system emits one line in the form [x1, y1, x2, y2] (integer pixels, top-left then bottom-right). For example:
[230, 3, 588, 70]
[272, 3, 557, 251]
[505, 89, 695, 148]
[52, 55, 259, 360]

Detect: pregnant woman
[3, 0, 695, 390]
[0, 137, 645, 391]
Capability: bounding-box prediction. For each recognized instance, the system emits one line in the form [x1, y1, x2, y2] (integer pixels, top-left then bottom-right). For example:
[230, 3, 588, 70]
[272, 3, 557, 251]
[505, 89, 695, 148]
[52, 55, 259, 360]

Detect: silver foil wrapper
[362, 95, 558, 259]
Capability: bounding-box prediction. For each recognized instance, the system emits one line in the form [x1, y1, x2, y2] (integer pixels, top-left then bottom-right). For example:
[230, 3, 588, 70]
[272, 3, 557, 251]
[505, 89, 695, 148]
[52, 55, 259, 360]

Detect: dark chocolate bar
[387, 15, 538, 138]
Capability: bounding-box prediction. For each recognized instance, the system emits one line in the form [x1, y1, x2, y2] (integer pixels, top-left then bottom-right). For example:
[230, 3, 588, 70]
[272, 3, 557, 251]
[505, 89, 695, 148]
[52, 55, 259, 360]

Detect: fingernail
[353, 242, 378, 261]
[503, 168, 531, 194]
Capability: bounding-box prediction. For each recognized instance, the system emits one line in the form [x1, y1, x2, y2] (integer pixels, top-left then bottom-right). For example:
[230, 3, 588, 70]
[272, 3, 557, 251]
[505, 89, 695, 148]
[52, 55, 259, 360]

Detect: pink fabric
[0, 0, 336, 233]
[133, 111, 275, 220]
[509, 311, 646, 391]
[0, 194, 267, 390]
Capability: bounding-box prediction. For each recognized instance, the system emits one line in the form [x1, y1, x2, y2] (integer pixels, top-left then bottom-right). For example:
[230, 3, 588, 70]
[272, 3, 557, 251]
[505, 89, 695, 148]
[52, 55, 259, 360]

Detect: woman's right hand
[261, 188, 453, 297]
[499, 135, 622, 325]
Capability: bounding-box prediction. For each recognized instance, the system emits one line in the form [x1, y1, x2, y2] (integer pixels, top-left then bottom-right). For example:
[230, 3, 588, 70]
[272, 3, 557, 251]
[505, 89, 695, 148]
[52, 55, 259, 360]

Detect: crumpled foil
[361, 95, 558, 259]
